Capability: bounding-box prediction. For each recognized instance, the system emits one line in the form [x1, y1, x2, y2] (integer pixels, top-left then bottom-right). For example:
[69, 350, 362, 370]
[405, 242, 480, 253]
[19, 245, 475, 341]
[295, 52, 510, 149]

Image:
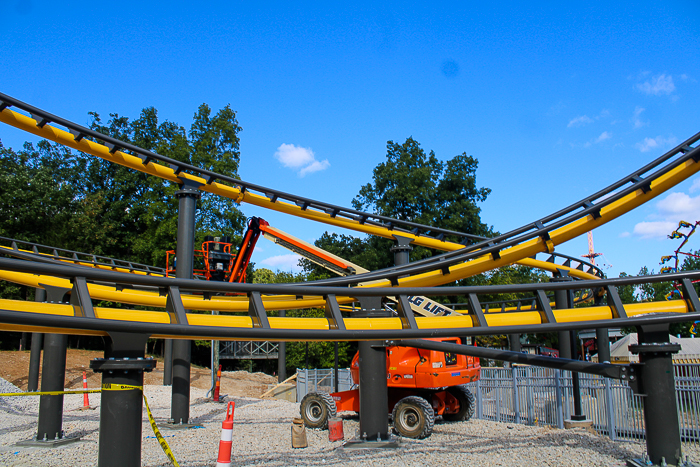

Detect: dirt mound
[1, 349, 277, 399]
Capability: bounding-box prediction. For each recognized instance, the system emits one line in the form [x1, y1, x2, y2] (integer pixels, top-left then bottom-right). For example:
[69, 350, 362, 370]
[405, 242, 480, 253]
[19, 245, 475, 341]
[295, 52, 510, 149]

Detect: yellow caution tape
[0, 389, 102, 396]
[101, 384, 179, 467]
[101, 383, 142, 391]
[0, 384, 179, 467]
[142, 392, 179, 467]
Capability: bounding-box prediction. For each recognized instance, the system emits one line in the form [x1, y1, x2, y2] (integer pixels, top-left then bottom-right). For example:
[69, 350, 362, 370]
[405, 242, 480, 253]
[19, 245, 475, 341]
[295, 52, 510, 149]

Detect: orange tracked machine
[300, 337, 480, 439]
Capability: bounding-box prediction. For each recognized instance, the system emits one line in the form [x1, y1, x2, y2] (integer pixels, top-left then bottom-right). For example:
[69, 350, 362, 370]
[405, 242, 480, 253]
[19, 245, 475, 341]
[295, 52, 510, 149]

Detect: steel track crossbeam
[391, 338, 632, 380]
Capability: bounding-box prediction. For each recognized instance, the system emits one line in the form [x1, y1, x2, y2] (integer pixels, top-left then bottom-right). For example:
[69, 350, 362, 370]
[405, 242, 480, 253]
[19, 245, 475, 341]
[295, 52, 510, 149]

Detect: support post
[334, 341, 339, 392]
[27, 288, 46, 392]
[558, 330, 572, 359]
[596, 328, 611, 363]
[278, 309, 286, 383]
[170, 179, 200, 425]
[356, 298, 391, 442]
[163, 339, 173, 386]
[552, 271, 586, 422]
[629, 323, 682, 466]
[555, 369, 564, 429]
[27, 333, 43, 392]
[91, 332, 156, 467]
[511, 366, 520, 425]
[594, 291, 611, 363]
[36, 333, 67, 442]
[509, 333, 521, 353]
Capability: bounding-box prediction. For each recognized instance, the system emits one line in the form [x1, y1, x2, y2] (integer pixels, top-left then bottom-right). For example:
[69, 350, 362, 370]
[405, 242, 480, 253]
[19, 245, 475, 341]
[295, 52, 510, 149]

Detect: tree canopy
[0, 103, 245, 268]
[303, 137, 494, 278]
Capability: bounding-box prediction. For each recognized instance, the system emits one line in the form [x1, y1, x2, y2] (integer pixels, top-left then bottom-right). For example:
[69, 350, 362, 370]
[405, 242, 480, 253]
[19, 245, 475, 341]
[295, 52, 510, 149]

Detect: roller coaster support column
[349, 237, 411, 447]
[91, 332, 156, 467]
[595, 293, 611, 363]
[509, 334, 521, 353]
[163, 339, 173, 386]
[27, 288, 46, 392]
[171, 179, 200, 425]
[35, 333, 68, 443]
[596, 328, 610, 362]
[629, 324, 682, 466]
[553, 271, 586, 422]
[553, 275, 572, 360]
[28, 285, 74, 446]
[278, 310, 286, 383]
[355, 298, 391, 443]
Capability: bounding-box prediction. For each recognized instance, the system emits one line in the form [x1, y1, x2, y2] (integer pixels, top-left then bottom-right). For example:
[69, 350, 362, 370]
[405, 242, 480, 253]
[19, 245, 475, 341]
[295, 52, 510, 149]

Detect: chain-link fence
[294, 364, 700, 445]
[466, 364, 700, 445]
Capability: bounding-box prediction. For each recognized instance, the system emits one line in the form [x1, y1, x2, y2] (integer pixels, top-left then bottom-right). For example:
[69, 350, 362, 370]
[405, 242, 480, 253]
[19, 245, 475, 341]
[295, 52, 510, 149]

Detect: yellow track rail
[0, 106, 630, 285]
[0, 297, 688, 340]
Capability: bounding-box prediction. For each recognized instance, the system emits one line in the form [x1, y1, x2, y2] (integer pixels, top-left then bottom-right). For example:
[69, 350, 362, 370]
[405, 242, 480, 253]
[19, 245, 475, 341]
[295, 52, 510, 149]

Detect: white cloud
[259, 254, 302, 272]
[299, 159, 331, 177]
[689, 178, 700, 194]
[657, 192, 700, 216]
[274, 143, 315, 168]
[636, 73, 675, 96]
[631, 190, 700, 239]
[595, 131, 612, 143]
[274, 143, 330, 177]
[567, 115, 593, 128]
[635, 135, 677, 153]
[631, 106, 648, 129]
[633, 221, 678, 239]
[619, 232, 630, 238]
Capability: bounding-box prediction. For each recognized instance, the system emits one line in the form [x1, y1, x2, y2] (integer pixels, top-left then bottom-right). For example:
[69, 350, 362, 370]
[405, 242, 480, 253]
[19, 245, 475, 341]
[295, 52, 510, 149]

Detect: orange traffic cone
[82, 371, 90, 408]
[214, 364, 222, 402]
[216, 401, 235, 467]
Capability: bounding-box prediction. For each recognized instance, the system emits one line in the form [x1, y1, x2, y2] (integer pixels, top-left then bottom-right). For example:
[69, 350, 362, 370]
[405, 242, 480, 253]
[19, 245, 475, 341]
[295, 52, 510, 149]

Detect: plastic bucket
[328, 417, 344, 442]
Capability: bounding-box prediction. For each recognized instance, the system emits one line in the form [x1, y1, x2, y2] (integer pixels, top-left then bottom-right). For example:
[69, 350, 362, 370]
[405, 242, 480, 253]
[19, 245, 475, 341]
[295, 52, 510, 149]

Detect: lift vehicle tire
[300, 392, 337, 429]
[392, 396, 435, 439]
[443, 385, 476, 422]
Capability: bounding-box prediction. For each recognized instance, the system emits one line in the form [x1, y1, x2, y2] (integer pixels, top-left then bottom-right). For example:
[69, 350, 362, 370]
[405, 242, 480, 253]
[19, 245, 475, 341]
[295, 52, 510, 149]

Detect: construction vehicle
[300, 337, 480, 439]
[166, 217, 265, 283]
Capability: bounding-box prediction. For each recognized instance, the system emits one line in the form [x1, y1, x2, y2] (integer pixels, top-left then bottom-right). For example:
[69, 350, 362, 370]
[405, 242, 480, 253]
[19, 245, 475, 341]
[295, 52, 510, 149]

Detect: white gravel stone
[0, 378, 698, 466]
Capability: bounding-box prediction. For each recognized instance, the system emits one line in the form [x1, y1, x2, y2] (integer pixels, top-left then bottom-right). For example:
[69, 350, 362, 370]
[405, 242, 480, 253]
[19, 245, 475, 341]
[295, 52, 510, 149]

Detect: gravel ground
[0, 378, 697, 466]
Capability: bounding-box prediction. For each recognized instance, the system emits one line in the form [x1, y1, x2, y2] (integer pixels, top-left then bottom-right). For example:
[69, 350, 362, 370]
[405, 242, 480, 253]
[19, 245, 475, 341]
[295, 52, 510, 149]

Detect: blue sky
[1, 1, 699, 278]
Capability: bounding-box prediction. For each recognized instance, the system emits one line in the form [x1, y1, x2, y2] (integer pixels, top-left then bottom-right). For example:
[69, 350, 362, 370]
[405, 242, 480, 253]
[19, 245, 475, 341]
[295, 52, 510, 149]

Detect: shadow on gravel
[421, 425, 638, 460]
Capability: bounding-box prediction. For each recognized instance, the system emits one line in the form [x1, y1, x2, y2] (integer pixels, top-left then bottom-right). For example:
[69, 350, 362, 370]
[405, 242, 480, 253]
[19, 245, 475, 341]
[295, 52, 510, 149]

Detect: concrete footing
[16, 436, 81, 448]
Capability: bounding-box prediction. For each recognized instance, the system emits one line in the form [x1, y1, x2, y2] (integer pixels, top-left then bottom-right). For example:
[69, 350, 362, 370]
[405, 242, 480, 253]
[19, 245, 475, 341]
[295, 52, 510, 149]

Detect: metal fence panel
[294, 363, 700, 447]
[296, 368, 354, 402]
[468, 364, 700, 446]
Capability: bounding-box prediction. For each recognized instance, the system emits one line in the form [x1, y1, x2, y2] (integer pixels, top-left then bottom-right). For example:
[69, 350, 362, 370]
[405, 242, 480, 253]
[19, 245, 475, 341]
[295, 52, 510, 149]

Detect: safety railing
[467, 364, 700, 445]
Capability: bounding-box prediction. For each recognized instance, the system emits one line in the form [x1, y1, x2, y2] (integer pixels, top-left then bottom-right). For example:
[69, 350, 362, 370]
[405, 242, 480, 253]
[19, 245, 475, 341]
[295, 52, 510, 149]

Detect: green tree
[86, 104, 246, 266]
[303, 137, 493, 278]
[250, 267, 357, 372]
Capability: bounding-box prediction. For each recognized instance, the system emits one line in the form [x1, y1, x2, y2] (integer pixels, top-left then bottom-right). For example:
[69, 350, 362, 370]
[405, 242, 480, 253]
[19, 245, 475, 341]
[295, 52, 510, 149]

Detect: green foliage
[248, 267, 356, 371]
[0, 103, 245, 271]
[251, 268, 307, 284]
[303, 137, 493, 277]
[352, 138, 491, 236]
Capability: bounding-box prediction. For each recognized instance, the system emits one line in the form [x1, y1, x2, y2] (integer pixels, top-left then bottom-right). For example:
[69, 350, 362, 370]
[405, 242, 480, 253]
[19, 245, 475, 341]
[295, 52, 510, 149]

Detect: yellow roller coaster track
[1, 92, 699, 336]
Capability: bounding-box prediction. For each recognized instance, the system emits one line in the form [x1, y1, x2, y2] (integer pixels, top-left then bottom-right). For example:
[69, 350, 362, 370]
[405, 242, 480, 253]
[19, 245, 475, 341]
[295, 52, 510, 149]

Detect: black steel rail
[0, 92, 488, 245]
[0, 256, 698, 337]
[0, 255, 689, 297]
[538, 251, 605, 278]
[0, 236, 166, 275]
[302, 132, 700, 286]
[1, 92, 697, 292]
[0, 306, 698, 341]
